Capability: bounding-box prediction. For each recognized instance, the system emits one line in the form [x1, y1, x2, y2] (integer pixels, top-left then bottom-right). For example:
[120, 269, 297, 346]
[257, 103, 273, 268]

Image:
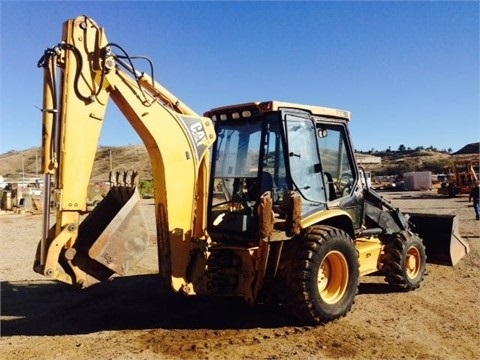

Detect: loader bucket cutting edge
[76, 187, 149, 276]
[408, 213, 469, 266]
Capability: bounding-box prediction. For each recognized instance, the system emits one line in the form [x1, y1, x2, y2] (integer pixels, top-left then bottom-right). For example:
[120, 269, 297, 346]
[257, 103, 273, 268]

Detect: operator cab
[205, 101, 362, 243]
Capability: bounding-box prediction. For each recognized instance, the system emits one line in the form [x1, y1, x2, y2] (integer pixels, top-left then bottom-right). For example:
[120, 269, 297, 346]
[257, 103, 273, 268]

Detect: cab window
[317, 125, 356, 200]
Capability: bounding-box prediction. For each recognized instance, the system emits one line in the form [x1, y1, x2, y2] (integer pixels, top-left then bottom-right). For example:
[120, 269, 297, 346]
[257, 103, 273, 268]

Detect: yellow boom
[34, 16, 216, 290]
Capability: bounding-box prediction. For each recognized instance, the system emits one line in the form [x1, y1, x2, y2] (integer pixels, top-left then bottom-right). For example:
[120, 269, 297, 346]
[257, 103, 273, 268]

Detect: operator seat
[261, 171, 274, 196]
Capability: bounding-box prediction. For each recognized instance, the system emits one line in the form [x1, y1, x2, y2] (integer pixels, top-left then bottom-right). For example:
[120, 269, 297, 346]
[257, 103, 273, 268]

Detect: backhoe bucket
[408, 213, 469, 266]
[75, 186, 149, 277]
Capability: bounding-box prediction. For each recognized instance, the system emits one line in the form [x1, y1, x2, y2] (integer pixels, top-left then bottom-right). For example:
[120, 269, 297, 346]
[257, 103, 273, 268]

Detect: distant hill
[361, 149, 453, 175]
[0, 144, 467, 182]
[0, 145, 151, 182]
[452, 142, 480, 156]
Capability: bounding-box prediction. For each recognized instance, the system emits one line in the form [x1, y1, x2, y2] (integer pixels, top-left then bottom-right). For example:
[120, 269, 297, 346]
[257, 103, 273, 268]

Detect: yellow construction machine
[438, 158, 479, 197]
[34, 16, 469, 325]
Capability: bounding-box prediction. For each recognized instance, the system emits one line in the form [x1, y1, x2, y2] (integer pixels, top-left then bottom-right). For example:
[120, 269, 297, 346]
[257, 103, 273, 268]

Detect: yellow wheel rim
[317, 251, 349, 304]
[405, 246, 421, 279]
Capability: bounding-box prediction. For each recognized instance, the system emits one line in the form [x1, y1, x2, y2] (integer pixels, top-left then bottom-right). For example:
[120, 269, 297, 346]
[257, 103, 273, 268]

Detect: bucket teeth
[131, 171, 139, 186]
[109, 170, 139, 188]
[117, 171, 124, 186]
[109, 171, 116, 186]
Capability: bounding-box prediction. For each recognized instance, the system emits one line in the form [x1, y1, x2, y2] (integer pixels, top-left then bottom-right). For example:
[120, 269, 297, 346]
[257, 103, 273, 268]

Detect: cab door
[316, 122, 363, 229]
[285, 113, 327, 216]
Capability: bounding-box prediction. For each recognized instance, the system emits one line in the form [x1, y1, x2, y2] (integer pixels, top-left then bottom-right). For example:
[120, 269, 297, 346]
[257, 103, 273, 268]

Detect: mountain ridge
[1, 144, 476, 182]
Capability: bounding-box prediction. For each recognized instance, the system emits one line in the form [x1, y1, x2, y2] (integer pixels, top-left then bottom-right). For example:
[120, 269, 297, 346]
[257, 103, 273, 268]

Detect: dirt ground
[1, 190, 479, 360]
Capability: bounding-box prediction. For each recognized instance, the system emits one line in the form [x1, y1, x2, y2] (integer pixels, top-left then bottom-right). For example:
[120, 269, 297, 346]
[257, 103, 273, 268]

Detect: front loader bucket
[75, 186, 149, 278]
[408, 213, 469, 266]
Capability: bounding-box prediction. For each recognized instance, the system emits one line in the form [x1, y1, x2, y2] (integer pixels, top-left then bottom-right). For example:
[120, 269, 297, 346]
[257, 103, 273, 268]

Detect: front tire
[382, 230, 426, 291]
[280, 225, 359, 325]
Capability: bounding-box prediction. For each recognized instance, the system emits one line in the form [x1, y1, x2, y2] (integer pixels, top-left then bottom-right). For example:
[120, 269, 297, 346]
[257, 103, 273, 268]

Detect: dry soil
[1, 190, 479, 360]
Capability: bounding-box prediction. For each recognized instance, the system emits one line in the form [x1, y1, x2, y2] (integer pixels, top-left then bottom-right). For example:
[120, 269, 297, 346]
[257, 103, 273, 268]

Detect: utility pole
[22, 154, 25, 186]
[36, 151, 39, 177]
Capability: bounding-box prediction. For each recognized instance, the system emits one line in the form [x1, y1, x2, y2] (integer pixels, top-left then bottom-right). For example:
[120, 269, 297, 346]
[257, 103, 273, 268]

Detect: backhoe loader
[34, 16, 469, 325]
[438, 158, 479, 197]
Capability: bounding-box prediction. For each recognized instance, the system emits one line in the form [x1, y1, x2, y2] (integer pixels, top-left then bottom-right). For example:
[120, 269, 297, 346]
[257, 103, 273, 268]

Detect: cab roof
[204, 101, 351, 121]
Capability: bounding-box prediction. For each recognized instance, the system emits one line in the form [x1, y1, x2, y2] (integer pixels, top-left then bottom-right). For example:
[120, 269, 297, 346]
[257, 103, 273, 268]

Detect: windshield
[212, 121, 262, 204]
[214, 122, 261, 178]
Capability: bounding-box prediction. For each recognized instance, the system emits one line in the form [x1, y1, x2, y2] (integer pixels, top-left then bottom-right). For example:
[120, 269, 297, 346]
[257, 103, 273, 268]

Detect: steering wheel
[337, 172, 354, 197]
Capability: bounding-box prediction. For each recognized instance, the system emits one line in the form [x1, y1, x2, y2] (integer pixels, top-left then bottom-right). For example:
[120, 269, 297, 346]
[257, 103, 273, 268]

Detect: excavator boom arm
[35, 16, 216, 290]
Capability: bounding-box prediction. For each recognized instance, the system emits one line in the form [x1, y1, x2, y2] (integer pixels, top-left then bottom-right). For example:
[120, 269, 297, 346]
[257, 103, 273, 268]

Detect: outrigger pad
[408, 213, 470, 266]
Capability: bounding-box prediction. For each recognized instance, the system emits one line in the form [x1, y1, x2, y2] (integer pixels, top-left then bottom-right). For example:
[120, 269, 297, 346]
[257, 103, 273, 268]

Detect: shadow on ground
[1, 273, 399, 336]
[1, 275, 294, 336]
[388, 192, 468, 202]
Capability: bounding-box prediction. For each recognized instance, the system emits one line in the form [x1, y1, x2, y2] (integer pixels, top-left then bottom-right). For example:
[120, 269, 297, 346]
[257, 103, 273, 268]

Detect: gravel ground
[1, 190, 479, 359]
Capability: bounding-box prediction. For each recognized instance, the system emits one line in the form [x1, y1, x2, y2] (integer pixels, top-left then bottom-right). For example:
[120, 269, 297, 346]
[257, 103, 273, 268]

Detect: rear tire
[280, 225, 359, 325]
[382, 230, 426, 291]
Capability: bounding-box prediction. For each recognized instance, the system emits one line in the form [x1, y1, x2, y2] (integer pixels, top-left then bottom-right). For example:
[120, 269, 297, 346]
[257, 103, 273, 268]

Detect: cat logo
[190, 122, 206, 145]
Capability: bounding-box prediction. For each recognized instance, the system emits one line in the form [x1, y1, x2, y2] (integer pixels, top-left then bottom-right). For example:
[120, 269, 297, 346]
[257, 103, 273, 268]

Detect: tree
[398, 144, 406, 152]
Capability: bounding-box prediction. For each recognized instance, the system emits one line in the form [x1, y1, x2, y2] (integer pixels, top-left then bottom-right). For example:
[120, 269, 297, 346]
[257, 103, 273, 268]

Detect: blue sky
[1, 1, 478, 154]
